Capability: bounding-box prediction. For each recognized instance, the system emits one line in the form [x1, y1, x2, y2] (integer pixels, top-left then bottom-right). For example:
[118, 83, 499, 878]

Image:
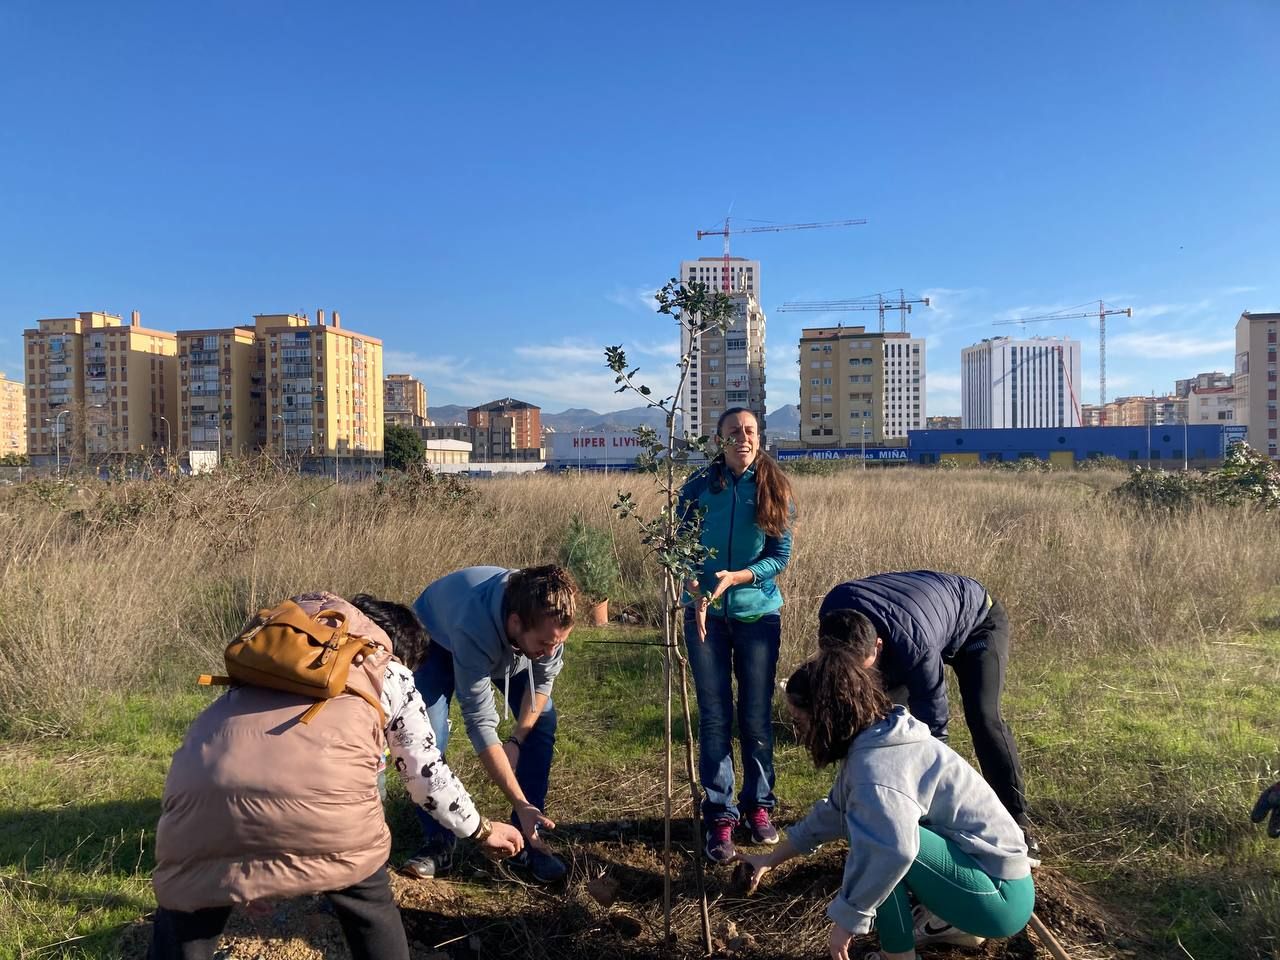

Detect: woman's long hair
[785, 633, 892, 767]
[711, 407, 795, 538]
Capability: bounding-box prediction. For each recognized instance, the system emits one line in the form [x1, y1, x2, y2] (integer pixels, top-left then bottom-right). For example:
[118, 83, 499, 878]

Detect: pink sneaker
[743, 807, 779, 845]
[704, 817, 737, 863]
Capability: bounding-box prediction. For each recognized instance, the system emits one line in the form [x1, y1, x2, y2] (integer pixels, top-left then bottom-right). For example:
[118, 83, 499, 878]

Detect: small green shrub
[372, 461, 479, 512]
[559, 514, 620, 603]
[1114, 466, 1206, 510]
[1079, 455, 1127, 472]
[1206, 442, 1280, 509]
[990, 457, 1053, 473]
[779, 457, 845, 476]
[1114, 443, 1280, 512]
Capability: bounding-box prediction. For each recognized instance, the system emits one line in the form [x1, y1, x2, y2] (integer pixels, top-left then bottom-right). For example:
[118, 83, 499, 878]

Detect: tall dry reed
[1, 467, 1276, 736]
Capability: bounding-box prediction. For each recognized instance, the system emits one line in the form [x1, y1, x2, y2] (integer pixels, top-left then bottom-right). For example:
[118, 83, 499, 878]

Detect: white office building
[961, 336, 1083, 429]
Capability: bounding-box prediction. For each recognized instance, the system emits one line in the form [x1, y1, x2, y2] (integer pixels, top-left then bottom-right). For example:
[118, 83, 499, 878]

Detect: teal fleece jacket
[677, 459, 792, 621]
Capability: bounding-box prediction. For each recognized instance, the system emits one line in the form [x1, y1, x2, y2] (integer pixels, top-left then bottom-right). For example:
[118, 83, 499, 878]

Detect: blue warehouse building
[906, 424, 1247, 468]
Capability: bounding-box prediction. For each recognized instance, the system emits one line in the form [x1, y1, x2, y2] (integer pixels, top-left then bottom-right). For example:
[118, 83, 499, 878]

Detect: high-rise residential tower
[961, 336, 1082, 429]
[679, 258, 767, 442]
[681, 256, 760, 300]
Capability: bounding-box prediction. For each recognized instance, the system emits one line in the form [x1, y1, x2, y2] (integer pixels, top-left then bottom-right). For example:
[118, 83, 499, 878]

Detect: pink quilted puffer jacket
[153, 593, 393, 911]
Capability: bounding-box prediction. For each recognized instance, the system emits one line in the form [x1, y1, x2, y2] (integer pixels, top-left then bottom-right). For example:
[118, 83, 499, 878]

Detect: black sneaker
[507, 847, 567, 884]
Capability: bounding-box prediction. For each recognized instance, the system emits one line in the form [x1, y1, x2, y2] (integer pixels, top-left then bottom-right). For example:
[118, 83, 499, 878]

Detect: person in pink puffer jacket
[150, 593, 522, 960]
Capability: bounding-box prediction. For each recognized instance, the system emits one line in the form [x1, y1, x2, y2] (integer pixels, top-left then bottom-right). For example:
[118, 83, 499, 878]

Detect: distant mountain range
[428, 402, 801, 441]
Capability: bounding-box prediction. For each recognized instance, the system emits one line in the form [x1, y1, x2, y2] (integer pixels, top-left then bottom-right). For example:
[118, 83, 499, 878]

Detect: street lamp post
[273, 415, 286, 462]
[1183, 416, 1189, 471]
[577, 426, 583, 475]
[159, 415, 171, 457]
[86, 403, 105, 476]
[52, 408, 70, 478]
[207, 412, 222, 464]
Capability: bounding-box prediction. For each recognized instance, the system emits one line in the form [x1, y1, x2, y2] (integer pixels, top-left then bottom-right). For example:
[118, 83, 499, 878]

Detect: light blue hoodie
[412, 566, 564, 753]
[787, 707, 1030, 934]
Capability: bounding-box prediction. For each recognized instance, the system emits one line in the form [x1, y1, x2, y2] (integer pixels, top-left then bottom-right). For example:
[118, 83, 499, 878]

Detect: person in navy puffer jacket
[818, 571, 1036, 859]
[679, 407, 796, 864]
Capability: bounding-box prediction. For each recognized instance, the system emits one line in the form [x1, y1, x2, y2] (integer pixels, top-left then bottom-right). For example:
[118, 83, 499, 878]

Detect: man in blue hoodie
[405, 565, 577, 884]
[819, 570, 1036, 859]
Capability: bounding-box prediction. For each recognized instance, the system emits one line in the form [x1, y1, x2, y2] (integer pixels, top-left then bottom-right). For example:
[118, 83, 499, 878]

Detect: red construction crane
[696, 216, 867, 293]
[993, 300, 1132, 425]
[778, 289, 932, 333]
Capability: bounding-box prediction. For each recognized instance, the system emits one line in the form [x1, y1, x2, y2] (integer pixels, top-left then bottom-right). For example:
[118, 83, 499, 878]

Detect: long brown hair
[713, 407, 795, 538]
[784, 633, 892, 767]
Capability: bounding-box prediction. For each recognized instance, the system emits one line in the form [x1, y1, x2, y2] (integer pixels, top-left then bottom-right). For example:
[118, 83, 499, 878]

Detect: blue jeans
[412, 643, 557, 847]
[684, 609, 781, 822]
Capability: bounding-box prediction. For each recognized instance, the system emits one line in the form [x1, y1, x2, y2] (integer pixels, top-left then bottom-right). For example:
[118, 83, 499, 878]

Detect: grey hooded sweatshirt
[787, 706, 1030, 934]
[413, 566, 563, 753]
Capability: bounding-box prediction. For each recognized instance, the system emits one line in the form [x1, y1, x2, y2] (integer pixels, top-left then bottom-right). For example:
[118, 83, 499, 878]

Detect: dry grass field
[1, 463, 1279, 958]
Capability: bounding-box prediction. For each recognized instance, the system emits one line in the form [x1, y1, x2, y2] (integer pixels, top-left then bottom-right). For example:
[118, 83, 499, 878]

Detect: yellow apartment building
[0, 373, 26, 456]
[23, 311, 177, 465]
[83, 312, 178, 458]
[798, 326, 924, 447]
[177, 325, 261, 457]
[385, 373, 428, 426]
[261, 311, 384, 462]
[1234, 311, 1280, 459]
[24, 313, 88, 463]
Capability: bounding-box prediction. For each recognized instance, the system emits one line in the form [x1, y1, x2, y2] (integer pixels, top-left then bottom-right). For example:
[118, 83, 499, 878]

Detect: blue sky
[1, 1, 1276, 416]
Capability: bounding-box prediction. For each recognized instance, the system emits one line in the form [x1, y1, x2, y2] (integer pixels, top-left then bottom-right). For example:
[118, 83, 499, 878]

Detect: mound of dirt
[117, 839, 1140, 959]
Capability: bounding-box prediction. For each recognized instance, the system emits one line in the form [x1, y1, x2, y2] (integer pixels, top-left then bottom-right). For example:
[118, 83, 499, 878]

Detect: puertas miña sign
[774, 447, 909, 463]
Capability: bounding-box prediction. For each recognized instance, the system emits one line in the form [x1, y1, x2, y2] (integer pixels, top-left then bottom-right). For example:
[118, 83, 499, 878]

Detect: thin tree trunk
[662, 587, 674, 945]
[675, 637, 712, 953]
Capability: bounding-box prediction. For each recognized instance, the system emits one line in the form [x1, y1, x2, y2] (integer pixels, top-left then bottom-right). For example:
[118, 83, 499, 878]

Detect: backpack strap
[296, 686, 387, 727]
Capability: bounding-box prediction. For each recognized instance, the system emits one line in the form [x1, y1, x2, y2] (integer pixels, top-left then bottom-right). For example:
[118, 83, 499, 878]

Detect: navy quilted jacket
[818, 571, 990, 739]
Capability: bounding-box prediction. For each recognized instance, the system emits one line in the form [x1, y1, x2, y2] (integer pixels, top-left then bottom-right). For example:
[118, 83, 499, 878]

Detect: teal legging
[876, 826, 1035, 954]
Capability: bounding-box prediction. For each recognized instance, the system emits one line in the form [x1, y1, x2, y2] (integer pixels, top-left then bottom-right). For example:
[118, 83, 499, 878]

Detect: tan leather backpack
[199, 599, 386, 726]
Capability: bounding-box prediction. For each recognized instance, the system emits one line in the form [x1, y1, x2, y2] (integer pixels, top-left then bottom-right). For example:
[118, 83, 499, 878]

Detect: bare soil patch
[118, 820, 1140, 959]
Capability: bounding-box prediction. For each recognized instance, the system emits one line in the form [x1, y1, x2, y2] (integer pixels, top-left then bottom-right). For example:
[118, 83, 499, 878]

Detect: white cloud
[928, 372, 961, 393]
[604, 285, 661, 314]
[1108, 331, 1235, 359]
[513, 342, 602, 364]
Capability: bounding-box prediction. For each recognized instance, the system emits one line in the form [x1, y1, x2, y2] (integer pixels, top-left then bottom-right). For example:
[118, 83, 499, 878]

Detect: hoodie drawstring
[502, 658, 539, 723]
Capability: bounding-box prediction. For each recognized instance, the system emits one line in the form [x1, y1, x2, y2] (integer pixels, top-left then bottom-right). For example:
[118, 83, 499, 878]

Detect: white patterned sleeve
[381, 662, 481, 838]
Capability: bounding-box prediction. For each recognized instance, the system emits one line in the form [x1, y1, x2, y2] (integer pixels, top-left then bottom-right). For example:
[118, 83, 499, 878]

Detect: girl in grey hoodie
[738, 633, 1035, 960]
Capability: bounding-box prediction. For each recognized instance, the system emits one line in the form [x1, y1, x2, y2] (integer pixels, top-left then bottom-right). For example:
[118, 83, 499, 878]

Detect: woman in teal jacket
[679, 407, 795, 864]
